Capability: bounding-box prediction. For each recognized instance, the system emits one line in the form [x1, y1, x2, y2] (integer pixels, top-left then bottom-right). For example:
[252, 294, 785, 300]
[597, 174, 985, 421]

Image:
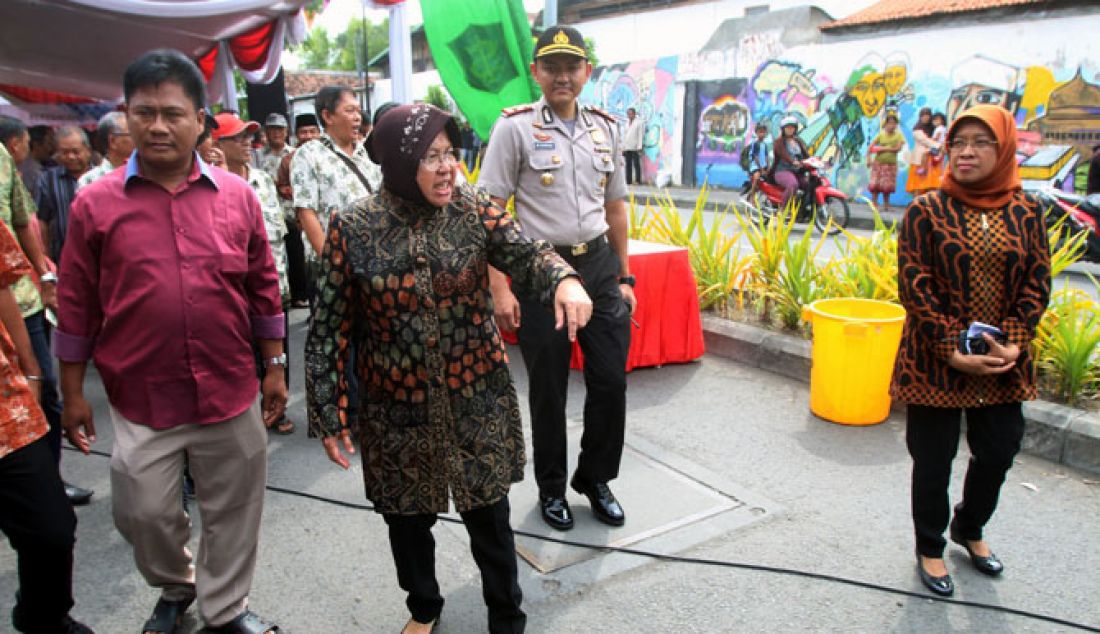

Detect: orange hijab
[939, 104, 1021, 209]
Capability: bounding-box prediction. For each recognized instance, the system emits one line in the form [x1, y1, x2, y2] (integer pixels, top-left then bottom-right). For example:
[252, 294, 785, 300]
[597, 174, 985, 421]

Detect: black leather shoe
[570, 477, 625, 526]
[12, 597, 93, 634]
[540, 496, 574, 531]
[950, 520, 1004, 576]
[63, 482, 93, 506]
[60, 615, 95, 633]
[916, 553, 954, 597]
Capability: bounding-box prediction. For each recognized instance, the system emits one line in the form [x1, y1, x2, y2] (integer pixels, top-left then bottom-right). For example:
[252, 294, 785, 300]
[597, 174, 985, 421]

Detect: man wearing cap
[214, 113, 296, 437]
[254, 113, 291, 179]
[480, 25, 633, 531]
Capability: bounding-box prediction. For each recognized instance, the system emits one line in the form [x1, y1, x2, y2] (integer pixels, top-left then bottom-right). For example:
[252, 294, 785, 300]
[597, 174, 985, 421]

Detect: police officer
[480, 25, 634, 531]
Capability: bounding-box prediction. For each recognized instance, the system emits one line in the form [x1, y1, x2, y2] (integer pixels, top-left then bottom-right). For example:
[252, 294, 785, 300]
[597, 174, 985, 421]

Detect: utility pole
[360, 0, 371, 116]
[544, 0, 557, 28]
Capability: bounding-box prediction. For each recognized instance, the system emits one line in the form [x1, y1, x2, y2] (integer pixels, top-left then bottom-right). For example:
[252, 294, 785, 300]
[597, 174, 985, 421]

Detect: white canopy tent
[0, 0, 311, 105]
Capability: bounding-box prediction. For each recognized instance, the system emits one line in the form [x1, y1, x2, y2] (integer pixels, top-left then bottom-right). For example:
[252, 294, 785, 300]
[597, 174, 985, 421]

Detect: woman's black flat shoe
[950, 524, 1004, 577]
[916, 554, 955, 597]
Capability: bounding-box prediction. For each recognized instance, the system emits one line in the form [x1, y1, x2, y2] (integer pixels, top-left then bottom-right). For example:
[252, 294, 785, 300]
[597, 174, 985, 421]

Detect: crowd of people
[0, 23, 633, 634]
[0, 20, 1054, 634]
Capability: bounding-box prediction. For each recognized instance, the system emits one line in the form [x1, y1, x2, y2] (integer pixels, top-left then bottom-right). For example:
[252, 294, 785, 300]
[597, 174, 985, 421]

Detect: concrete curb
[700, 313, 1100, 476]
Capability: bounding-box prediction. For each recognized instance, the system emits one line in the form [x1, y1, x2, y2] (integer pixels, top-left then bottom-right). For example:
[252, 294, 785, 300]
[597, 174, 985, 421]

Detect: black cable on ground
[70, 447, 1099, 632]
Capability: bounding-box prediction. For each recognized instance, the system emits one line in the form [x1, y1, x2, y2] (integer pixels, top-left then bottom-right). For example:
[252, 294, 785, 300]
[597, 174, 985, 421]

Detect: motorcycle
[1034, 187, 1100, 263]
[742, 156, 850, 234]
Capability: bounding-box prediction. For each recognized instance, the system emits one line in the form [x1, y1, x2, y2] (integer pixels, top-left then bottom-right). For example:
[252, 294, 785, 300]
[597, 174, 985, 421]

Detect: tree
[293, 18, 388, 71]
[424, 85, 452, 112]
[298, 26, 334, 70]
[584, 37, 599, 68]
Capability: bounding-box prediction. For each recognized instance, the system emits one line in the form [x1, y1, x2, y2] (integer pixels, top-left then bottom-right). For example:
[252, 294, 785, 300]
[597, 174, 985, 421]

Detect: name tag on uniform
[534, 141, 555, 150]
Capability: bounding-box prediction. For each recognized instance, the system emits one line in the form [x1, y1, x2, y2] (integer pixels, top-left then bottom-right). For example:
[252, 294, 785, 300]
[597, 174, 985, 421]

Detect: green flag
[420, 0, 539, 141]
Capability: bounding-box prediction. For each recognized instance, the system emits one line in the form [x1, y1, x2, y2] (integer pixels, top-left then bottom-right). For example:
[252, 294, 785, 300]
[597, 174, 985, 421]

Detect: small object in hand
[958, 322, 1006, 355]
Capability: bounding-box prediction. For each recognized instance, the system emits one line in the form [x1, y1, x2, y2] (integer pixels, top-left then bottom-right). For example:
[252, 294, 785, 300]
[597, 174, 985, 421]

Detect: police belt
[553, 234, 608, 259]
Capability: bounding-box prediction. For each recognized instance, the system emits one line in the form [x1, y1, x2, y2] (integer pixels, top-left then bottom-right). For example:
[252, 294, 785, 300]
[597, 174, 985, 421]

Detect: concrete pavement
[2, 308, 1098, 633]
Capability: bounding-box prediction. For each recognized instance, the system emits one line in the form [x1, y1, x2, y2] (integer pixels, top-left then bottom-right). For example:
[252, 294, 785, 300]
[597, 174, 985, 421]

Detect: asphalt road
[3, 309, 1098, 633]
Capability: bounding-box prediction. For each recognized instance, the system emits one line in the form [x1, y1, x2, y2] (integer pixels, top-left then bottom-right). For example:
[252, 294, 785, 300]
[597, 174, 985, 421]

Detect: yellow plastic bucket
[801, 298, 906, 425]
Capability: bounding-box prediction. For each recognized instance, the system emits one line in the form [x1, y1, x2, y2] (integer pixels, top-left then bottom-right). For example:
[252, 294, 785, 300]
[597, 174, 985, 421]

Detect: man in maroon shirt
[54, 50, 285, 634]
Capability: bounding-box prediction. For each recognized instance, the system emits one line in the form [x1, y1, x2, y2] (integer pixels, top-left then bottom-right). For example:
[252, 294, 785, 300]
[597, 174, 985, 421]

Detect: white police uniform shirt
[479, 97, 627, 247]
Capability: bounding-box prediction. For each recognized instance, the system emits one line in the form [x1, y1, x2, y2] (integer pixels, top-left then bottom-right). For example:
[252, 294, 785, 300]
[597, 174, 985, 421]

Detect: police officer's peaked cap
[534, 26, 587, 60]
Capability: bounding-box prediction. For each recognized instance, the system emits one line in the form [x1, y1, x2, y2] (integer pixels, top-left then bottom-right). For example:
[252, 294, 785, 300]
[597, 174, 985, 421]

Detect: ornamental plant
[626, 188, 1100, 406]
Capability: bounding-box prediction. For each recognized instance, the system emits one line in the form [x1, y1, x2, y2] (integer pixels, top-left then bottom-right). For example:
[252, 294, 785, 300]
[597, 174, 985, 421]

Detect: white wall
[575, 0, 879, 65]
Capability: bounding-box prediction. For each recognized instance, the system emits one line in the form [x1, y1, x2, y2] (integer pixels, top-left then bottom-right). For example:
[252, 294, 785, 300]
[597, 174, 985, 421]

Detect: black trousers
[25, 311, 61, 461]
[0, 436, 77, 633]
[517, 239, 630, 497]
[906, 402, 1025, 558]
[284, 224, 309, 303]
[624, 150, 642, 185]
[383, 497, 525, 633]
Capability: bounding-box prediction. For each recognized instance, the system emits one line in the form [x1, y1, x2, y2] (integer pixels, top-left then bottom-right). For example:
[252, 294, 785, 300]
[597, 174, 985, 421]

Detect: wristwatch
[264, 353, 288, 369]
[39, 271, 58, 284]
[618, 275, 636, 287]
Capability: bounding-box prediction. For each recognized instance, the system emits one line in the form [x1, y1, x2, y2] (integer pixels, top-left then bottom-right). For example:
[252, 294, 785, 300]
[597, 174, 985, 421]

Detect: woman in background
[905, 107, 944, 195]
[867, 113, 905, 211]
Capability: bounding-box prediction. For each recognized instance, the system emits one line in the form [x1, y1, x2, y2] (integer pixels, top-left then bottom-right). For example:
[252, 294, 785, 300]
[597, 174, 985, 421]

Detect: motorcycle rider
[773, 115, 812, 220]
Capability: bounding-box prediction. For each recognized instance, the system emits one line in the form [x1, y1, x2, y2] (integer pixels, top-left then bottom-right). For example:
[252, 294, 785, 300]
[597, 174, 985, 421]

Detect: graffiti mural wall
[694, 78, 749, 186]
[580, 56, 680, 185]
[581, 14, 1100, 202]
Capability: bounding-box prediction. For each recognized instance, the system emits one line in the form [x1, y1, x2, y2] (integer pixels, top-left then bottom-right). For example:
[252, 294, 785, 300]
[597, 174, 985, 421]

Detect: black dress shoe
[916, 553, 954, 597]
[63, 482, 93, 506]
[570, 477, 625, 526]
[950, 521, 1004, 576]
[540, 496, 574, 531]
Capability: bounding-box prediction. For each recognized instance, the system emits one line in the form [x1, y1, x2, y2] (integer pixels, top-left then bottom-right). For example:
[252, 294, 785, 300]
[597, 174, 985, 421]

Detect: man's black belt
[554, 234, 607, 258]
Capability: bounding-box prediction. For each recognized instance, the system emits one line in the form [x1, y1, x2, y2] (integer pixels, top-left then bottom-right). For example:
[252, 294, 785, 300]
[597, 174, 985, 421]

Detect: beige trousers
[109, 401, 267, 627]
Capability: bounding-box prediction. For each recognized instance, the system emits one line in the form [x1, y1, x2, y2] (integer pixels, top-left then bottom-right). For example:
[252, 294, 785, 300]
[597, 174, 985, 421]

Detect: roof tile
[822, 0, 1044, 30]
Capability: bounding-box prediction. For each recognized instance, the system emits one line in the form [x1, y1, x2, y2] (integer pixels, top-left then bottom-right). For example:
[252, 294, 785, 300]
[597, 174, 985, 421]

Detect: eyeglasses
[947, 137, 997, 152]
[420, 148, 460, 170]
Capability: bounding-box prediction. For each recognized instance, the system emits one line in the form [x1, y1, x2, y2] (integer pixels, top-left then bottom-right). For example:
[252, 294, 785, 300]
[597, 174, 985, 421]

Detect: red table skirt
[501, 240, 705, 371]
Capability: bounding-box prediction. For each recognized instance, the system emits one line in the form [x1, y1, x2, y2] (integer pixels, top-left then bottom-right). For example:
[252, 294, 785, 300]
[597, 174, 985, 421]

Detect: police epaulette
[501, 104, 535, 117]
[584, 105, 617, 123]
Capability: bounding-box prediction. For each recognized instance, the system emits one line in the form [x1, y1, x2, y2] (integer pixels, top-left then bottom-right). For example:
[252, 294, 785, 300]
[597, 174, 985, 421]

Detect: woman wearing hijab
[305, 104, 592, 634]
[891, 105, 1050, 597]
[904, 106, 944, 195]
[772, 115, 811, 217]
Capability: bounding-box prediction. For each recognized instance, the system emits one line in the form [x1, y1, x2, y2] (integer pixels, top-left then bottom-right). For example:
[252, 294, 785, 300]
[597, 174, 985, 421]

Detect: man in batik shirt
[290, 86, 380, 264]
[214, 112, 294, 435]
